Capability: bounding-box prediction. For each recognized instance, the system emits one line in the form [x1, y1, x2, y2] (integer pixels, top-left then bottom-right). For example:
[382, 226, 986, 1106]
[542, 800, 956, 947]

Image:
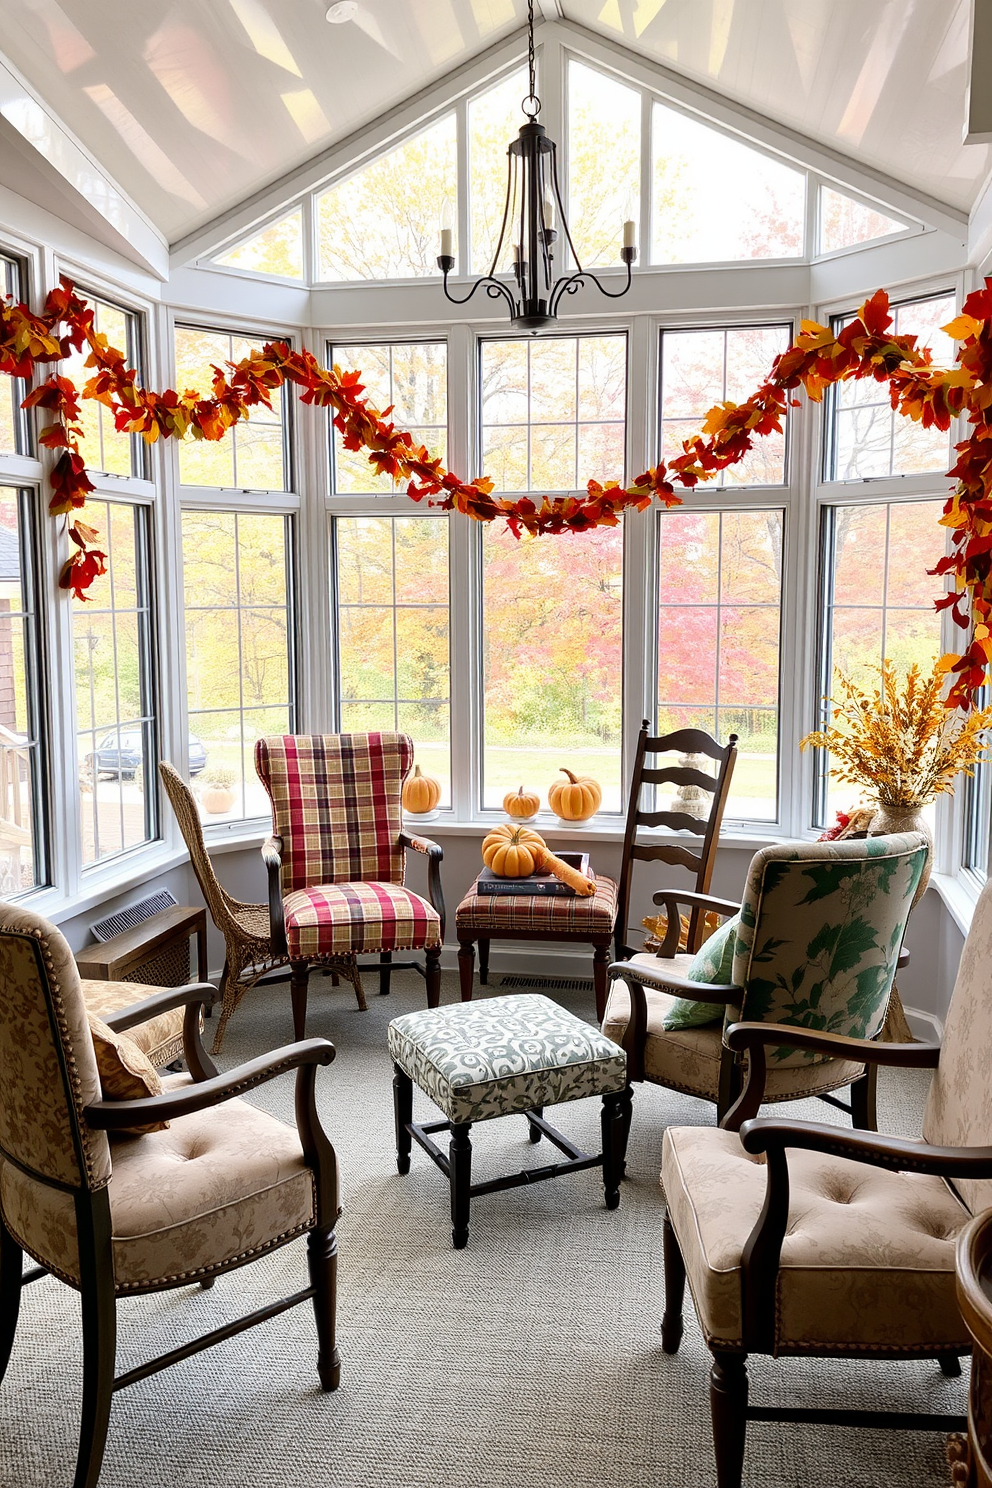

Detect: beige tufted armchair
[0, 903, 342, 1488]
[657, 873, 992, 1487]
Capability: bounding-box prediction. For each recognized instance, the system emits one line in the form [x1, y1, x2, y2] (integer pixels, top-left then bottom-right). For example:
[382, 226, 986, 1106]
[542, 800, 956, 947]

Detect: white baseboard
[900, 1005, 944, 1044]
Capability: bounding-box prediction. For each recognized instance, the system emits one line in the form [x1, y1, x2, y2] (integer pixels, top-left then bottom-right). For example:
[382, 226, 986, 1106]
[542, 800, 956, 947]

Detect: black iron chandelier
[437, 0, 637, 331]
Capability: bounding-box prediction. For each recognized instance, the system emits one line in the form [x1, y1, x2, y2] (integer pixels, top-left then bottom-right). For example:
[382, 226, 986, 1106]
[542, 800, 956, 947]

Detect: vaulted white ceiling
[0, 0, 986, 250]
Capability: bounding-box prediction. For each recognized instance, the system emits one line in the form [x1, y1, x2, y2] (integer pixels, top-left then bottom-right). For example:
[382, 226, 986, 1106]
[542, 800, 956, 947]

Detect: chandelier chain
[527, 0, 537, 109]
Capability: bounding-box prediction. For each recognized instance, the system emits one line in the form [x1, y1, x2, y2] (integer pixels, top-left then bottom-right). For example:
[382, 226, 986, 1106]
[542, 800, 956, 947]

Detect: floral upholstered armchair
[255, 732, 444, 1040]
[603, 832, 928, 1126]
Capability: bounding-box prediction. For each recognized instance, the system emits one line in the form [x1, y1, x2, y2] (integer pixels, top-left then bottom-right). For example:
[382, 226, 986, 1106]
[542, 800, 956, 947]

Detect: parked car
[82, 732, 207, 783]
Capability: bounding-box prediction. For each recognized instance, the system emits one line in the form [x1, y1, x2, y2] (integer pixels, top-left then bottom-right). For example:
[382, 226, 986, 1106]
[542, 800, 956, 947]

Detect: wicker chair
[159, 761, 364, 1054]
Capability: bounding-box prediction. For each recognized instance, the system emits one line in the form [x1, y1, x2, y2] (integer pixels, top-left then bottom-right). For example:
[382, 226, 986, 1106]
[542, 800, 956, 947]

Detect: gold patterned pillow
[86, 1013, 169, 1135]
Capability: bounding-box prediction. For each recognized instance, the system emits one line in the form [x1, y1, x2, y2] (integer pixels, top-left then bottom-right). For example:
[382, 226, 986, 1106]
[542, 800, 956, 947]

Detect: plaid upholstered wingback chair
[0, 902, 342, 1488]
[255, 732, 444, 1039]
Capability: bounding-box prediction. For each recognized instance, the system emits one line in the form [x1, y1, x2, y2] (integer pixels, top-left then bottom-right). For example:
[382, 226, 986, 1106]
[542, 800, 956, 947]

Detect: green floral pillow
[661, 914, 739, 1032]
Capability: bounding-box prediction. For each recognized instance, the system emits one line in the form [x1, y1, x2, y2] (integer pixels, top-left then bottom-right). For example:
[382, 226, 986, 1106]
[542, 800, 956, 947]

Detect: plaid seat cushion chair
[388, 993, 631, 1249]
[0, 903, 342, 1488]
[256, 733, 444, 1039]
[603, 832, 929, 1126]
[657, 864, 992, 1487]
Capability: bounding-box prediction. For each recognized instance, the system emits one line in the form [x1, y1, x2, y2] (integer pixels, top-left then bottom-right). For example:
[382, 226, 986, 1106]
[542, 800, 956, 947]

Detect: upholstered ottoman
[387, 993, 631, 1248]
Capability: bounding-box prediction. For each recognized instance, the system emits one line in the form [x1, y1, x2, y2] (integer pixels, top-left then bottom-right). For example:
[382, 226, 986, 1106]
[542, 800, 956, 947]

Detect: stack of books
[477, 852, 591, 897]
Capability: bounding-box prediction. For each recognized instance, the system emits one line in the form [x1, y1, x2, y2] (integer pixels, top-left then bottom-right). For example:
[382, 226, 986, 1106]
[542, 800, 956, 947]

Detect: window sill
[928, 869, 982, 938]
[19, 843, 191, 929]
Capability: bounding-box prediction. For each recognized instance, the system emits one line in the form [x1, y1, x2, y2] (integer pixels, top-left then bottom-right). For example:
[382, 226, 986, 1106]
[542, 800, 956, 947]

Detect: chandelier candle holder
[437, 0, 636, 331]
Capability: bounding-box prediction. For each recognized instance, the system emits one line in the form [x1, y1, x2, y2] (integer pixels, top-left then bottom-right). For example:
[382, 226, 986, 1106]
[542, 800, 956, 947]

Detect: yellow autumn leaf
[942, 315, 982, 341]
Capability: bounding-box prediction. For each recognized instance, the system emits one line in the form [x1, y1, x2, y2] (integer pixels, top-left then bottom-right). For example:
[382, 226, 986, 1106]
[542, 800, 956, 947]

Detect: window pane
[75, 501, 155, 865]
[329, 341, 447, 494]
[658, 509, 783, 821]
[335, 517, 450, 807]
[481, 334, 626, 493]
[652, 103, 804, 263]
[567, 60, 640, 269]
[182, 510, 295, 823]
[469, 66, 528, 274]
[827, 293, 955, 481]
[965, 690, 991, 879]
[816, 499, 946, 827]
[482, 525, 622, 812]
[0, 487, 44, 890]
[317, 115, 456, 281]
[660, 325, 790, 486]
[0, 256, 27, 457]
[215, 208, 304, 279]
[62, 294, 141, 477]
[819, 187, 908, 254]
[175, 326, 289, 490]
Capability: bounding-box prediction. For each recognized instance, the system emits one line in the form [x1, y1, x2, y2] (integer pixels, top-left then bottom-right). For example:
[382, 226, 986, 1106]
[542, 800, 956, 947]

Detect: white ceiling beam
[535, 1, 565, 18]
[966, 0, 992, 143]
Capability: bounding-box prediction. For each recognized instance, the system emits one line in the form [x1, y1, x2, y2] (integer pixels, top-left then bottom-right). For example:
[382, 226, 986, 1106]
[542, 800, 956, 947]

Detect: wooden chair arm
[400, 831, 445, 940]
[608, 958, 743, 1004]
[101, 980, 222, 1082]
[85, 1038, 335, 1129]
[262, 834, 287, 958]
[650, 889, 741, 956]
[720, 1022, 941, 1131]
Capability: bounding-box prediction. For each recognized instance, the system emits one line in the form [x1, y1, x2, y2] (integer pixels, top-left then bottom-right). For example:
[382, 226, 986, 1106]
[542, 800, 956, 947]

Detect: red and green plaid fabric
[455, 875, 619, 934]
[255, 733, 412, 895]
[284, 882, 441, 958]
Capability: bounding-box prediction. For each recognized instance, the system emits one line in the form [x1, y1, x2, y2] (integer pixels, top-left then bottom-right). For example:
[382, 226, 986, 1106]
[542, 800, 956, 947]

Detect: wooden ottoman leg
[457, 939, 475, 1001]
[393, 1064, 413, 1175]
[449, 1122, 473, 1249]
[593, 941, 611, 1023]
[601, 1092, 624, 1209]
[478, 937, 490, 985]
[528, 1106, 544, 1144]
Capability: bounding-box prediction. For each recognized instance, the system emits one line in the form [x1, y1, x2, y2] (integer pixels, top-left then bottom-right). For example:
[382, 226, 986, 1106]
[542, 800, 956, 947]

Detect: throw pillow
[87, 1013, 169, 1134]
[661, 913, 740, 1031]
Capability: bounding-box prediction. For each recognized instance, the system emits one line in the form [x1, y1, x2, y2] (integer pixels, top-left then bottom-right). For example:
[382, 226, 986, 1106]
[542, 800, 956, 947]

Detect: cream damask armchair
[0, 903, 342, 1488]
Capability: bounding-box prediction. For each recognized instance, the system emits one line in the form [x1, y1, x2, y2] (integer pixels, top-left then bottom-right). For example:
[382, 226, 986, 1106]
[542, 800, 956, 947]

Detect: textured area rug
[0, 970, 964, 1487]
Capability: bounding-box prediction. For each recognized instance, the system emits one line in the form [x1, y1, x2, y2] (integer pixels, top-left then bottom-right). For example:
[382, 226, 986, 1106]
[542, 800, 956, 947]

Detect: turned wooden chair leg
[850, 1063, 878, 1130]
[593, 941, 610, 1023]
[710, 1351, 749, 1488]
[379, 950, 392, 997]
[477, 937, 490, 986]
[0, 1217, 23, 1388]
[661, 1213, 686, 1354]
[74, 1261, 117, 1488]
[307, 1226, 341, 1392]
[938, 1352, 963, 1377]
[425, 947, 442, 1009]
[290, 960, 310, 1041]
[457, 939, 475, 1001]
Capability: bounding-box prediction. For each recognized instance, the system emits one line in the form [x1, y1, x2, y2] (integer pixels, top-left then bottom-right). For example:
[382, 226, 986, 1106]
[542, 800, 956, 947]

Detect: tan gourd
[531, 844, 596, 896]
[503, 785, 541, 820]
[548, 768, 601, 821]
[402, 763, 442, 814]
[481, 822, 545, 871]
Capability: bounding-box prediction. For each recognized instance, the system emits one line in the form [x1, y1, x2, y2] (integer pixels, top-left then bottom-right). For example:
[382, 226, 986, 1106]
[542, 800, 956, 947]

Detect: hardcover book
[477, 853, 591, 897]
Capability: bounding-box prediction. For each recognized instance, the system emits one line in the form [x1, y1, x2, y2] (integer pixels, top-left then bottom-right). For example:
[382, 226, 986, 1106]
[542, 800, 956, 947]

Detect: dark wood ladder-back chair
[614, 720, 738, 962]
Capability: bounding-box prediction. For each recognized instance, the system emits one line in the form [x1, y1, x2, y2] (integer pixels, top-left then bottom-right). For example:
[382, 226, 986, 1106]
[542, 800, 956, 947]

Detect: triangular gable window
[818, 187, 909, 254]
[215, 208, 304, 280]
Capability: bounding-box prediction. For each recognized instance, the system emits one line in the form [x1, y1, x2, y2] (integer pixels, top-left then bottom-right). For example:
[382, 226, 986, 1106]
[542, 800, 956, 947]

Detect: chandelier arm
[548, 259, 634, 317]
[487, 143, 517, 280]
[440, 271, 518, 315]
[548, 147, 587, 278]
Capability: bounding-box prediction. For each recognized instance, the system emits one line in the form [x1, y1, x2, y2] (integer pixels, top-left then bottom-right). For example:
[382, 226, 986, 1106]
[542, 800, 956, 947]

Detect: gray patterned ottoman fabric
[387, 993, 627, 1125]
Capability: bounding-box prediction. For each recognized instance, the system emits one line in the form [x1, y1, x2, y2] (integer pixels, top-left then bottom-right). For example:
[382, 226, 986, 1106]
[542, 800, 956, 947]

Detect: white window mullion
[446, 321, 475, 819]
[298, 325, 334, 733]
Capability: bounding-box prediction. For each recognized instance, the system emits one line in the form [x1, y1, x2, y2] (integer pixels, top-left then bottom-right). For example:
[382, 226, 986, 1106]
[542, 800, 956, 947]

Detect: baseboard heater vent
[498, 975, 595, 994]
[90, 889, 178, 943]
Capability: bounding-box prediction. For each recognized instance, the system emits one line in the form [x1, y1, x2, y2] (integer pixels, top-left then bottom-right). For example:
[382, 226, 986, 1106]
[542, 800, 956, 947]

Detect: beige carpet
[0, 970, 963, 1488]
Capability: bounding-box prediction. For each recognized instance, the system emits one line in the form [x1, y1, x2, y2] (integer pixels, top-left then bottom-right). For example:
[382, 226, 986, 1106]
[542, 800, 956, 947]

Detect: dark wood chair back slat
[614, 720, 737, 959]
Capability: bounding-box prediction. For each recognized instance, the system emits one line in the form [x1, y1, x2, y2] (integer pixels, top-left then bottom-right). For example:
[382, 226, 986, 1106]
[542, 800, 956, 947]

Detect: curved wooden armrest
[719, 1021, 941, 1130]
[262, 834, 287, 958]
[740, 1117, 992, 1179]
[101, 982, 220, 1032]
[650, 889, 741, 955]
[399, 831, 445, 940]
[85, 1038, 335, 1128]
[608, 958, 743, 1004]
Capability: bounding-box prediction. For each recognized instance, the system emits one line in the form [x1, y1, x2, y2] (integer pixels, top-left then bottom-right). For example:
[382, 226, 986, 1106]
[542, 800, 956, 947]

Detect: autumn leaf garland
[4, 275, 992, 708]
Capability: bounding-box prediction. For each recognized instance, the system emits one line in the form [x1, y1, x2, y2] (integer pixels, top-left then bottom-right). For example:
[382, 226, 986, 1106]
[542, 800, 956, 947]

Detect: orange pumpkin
[481, 822, 545, 871]
[503, 785, 540, 820]
[484, 826, 542, 878]
[402, 764, 442, 814]
[548, 768, 601, 821]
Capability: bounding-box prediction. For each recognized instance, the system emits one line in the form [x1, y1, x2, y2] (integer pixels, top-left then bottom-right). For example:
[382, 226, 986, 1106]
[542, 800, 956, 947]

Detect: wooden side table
[75, 904, 209, 988]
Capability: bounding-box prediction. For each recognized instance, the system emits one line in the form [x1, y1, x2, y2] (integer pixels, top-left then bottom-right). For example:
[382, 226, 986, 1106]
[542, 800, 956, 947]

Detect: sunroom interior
[1, 3, 991, 1487]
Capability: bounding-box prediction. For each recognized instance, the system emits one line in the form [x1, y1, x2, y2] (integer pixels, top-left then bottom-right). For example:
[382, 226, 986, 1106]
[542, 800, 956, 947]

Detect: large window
[0, 487, 45, 891]
[182, 510, 295, 823]
[657, 508, 783, 822]
[480, 334, 627, 492]
[1, 255, 28, 457]
[469, 68, 528, 275]
[174, 326, 290, 490]
[660, 324, 791, 485]
[567, 61, 640, 269]
[329, 341, 447, 493]
[215, 208, 304, 280]
[63, 294, 143, 478]
[819, 187, 908, 254]
[816, 498, 946, 825]
[826, 293, 956, 481]
[335, 517, 450, 804]
[75, 500, 156, 866]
